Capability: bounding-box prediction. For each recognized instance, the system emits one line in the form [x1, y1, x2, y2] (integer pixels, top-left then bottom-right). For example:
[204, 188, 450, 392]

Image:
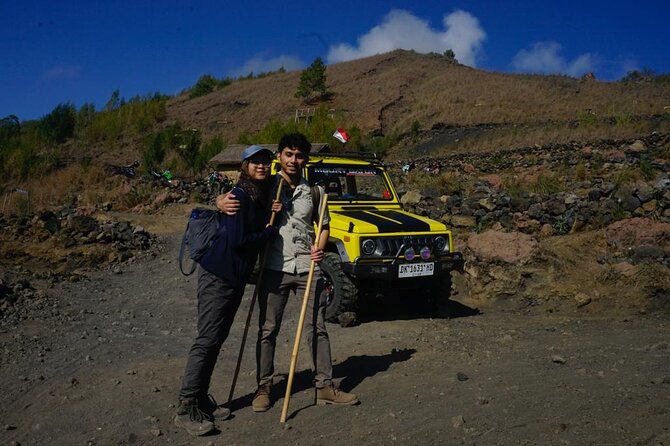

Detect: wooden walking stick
[280, 192, 329, 424]
[227, 178, 285, 406]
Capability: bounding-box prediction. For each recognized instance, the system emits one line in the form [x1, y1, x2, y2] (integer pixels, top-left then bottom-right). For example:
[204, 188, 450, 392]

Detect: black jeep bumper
[341, 252, 464, 280]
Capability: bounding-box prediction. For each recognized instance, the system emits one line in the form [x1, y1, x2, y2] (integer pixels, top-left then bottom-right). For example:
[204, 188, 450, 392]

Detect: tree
[175, 128, 201, 173]
[189, 75, 218, 98]
[104, 90, 122, 111]
[443, 49, 457, 62]
[143, 132, 166, 171]
[0, 114, 20, 142]
[621, 67, 655, 83]
[295, 57, 329, 102]
[39, 103, 76, 143]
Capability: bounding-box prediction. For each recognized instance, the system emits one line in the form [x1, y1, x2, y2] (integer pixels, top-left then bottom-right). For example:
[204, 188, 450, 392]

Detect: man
[219, 133, 359, 412]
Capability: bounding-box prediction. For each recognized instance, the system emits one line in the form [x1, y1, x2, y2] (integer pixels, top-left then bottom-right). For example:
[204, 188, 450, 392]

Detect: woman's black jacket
[198, 185, 275, 289]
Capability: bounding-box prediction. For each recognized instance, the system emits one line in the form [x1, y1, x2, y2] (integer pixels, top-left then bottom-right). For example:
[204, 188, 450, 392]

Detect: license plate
[398, 262, 434, 278]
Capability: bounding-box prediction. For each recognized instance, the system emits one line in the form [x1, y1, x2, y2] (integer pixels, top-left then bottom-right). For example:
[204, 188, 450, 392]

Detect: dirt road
[2, 227, 669, 446]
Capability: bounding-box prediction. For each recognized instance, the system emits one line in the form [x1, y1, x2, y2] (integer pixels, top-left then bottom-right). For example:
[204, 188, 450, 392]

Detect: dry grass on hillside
[4, 165, 132, 213]
[166, 50, 670, 152]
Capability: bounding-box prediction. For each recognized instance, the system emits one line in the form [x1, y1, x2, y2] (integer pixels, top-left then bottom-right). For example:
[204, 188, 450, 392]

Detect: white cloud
[230, 54, 303, 77]
[42, 65, 81, 80]
[327, 9, 486, 67]
[512, 41, 597, 77]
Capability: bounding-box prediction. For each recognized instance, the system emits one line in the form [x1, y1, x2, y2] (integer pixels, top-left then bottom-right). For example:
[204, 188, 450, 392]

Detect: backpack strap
[310, 185, 321, 224]
[178, 220, 198, 276]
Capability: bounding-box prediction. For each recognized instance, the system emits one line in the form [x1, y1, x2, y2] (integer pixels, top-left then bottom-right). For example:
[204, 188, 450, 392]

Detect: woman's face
[246, 153, 272, 180]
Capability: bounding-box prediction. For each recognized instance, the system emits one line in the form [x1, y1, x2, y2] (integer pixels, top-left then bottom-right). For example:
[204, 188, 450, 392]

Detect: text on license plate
[398, 262, 434, 278]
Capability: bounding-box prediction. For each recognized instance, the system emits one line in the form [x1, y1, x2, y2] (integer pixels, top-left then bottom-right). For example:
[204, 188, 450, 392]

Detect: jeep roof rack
[312, 150, 379, 160]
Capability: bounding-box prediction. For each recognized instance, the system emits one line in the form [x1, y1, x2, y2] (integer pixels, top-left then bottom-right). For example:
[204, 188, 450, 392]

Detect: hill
[166, 49, 670, 157]
[1, 49, 669, 213]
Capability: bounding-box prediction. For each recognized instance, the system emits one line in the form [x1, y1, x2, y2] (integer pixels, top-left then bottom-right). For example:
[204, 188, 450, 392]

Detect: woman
[175, 145, 277, 437]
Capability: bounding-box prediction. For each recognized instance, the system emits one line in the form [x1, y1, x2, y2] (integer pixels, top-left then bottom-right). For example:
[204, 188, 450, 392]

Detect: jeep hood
[329, 208, 448, 234]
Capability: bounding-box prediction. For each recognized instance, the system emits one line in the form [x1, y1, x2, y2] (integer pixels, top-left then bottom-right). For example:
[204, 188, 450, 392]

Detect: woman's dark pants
[179, 267, 243, 401]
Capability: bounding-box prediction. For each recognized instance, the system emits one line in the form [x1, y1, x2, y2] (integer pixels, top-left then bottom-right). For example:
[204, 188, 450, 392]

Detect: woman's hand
[271, 200, 283, 213]
[216, 192, 240, 215]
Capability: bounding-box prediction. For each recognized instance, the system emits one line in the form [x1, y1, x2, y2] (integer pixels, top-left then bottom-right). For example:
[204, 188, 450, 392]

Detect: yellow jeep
[276, 152, 463, 325]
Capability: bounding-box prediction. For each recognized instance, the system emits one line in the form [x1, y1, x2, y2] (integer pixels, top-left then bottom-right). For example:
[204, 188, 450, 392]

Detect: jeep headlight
[434, 236, 449, 253]
[361, 238, 376, 256]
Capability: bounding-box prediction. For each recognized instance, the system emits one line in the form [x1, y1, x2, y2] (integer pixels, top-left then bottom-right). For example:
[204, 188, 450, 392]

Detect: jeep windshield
[307, 165, 394, 202]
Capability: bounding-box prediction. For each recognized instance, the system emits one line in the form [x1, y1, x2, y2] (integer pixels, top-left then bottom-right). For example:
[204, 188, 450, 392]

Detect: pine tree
[295, 57, 329, 101]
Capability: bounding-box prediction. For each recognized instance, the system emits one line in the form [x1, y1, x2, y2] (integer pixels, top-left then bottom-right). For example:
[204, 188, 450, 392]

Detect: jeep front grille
[378, 236, 436, 257]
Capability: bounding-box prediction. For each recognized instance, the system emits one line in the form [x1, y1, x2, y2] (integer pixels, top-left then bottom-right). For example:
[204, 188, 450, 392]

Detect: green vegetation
[175, 128, 201, 174]
[0, 92, 168, 184]
[39, 103, 76, 143]
[141, 124, 220, 175]
[621, 68, 670, 83]
[189, 74, 233, 98]
[639, 160, 655, 181]
[197, 137, 226, 172]
[76, 91, 167, 143]
[235, 104, 401, 156]
[532, 173, 566, 195]
[577, 110, 599, 127]
[295, 57, 330, 102]
[501, 171, 566, 197]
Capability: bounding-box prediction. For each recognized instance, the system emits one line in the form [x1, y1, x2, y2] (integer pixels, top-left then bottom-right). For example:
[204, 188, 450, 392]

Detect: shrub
[532, 173, 565, 195]
[577, 110, 599, 127]
[175, 128, 202, 173]
[443, 49, 456, 61]
[39, 103, 77, 143]
[573, 163, 588, 181]
[410, 120, 421, 140]
[117, 183, 155, 209]
[612, 167, 640, 187]
[189, 75, 232, 99]
[0, 114, 20, 142]
[639, 160, 655, 181]
[189, 74, 219, 98]
[143, 133, 167, 171]
[437, 172, 466, 194]
[196, 137, 226, 172]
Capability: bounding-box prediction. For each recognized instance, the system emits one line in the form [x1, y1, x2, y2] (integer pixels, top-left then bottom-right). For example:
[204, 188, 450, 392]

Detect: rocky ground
[1, 203, 669, 446]
[2, 133, 670, 445]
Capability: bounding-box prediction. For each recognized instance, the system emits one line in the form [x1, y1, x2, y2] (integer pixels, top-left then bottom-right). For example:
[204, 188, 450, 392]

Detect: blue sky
[2, 0, 669, 121]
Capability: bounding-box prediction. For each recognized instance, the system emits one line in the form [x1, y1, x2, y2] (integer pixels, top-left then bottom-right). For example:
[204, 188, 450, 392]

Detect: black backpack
[178, 208, 222, 276]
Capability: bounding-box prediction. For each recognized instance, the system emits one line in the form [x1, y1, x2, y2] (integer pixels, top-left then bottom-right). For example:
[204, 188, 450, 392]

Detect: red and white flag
[333, 127, 350, 143]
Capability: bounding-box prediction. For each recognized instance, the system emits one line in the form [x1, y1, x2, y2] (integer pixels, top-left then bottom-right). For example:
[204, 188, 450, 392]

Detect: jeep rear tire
[320, 252, 358, 326]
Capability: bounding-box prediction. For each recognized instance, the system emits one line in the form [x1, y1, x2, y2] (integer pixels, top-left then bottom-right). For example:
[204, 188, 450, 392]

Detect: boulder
[447, 215, 477, 228]
[466, 230, 539, 264]
[400, 190, 422, 205]
[605, 218, 670, 249]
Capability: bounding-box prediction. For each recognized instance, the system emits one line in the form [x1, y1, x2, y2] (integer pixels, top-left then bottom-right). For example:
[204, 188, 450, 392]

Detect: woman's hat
[241, 145, 274, 161]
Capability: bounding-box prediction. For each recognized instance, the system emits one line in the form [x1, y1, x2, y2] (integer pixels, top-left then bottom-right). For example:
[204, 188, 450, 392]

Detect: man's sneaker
[316, 385, 359, 406]
[199, 394, 231, 421]
[252, 384, 272, 412]
[174, 399, 215, 436]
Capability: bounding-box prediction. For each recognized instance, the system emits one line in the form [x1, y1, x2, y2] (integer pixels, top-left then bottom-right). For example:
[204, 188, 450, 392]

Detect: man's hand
[216, 192, 240, 215]
[310, 246, 324, 262]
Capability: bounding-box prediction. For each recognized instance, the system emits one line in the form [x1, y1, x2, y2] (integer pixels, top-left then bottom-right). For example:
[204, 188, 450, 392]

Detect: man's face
[277, 146, 308, 176]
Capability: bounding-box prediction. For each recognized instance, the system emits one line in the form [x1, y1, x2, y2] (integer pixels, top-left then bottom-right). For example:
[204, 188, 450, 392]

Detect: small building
[208, 143, 330, 173]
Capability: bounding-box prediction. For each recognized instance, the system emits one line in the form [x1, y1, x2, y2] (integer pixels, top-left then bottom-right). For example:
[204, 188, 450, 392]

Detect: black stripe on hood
[336, 210, 431, 233]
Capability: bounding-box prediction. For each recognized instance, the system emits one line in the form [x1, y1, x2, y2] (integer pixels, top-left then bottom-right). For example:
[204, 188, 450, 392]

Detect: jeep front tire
[320, 252, 358, 325]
